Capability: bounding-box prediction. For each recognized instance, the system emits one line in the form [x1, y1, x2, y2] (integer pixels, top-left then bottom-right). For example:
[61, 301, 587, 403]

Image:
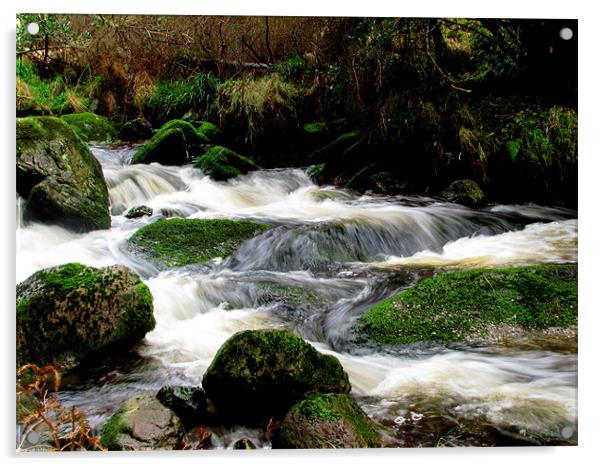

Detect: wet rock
[100, 394, 185, 450]
[441, 179, 485, 207]
[131, 119, 208, 165]
[194, 145, 259, 181]
[124, 205, 153, 219]
[202, 329, 351, 425]
[233, 437, 256, 449]
[156, 385, 209, 429]
[120, 117, 153, 141]
[273, 393, 382, 449]
[60, 112, 117, 143]
[16, 116, 111, 231]
[128, 218, 269, 267]
[16, 263, 155, 369]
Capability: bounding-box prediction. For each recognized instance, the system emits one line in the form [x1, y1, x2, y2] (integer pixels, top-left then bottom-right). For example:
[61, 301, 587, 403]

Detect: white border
[2, 1, 599, 465]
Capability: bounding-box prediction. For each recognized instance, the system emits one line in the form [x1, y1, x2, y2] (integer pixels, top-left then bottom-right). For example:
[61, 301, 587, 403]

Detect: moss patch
[357, 264, 577, 346]
[197, 121, 221, 142]
[274, 393, 382, 448]
[128, 218, 269, 267]
[441, 179, 485, 207]
[60, 112, 117, 142]
[131, 119, 208, 165]
[194, 145, 259, 181]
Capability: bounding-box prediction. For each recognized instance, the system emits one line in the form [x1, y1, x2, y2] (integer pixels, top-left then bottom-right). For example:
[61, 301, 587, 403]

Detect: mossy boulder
[308, 131, 361, 164]
[16, 263, 155, 369]
[307, 163, 329, 185]
[16, 116, 111, 232]
[100, 393, 185, 450]
[202, 329, 351, 425]
[60, 112, 117, 143]
[156, 386, 209, 429]
[128, 218, 269, 267]
[131, 119, 208, 165]
[197, 121, 221, 142]
[124, 205, 153, 219]
[120, 117, 153, 141]
[273, 393, 382, 449]
[356, 264, 577, 346]
[441, 179, 485, 207]
[194, 145, 260, 181]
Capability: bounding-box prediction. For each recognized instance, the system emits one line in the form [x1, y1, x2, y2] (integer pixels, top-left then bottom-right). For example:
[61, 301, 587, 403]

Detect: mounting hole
[559, 27, 573, 40]
[25, 22, 40, 35]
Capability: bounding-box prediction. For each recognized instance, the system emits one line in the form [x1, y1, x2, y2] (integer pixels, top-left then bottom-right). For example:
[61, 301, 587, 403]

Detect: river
[16, 144, 578, 448]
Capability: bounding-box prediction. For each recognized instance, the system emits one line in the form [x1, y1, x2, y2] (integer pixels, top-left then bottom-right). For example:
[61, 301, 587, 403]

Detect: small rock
[233, 437, 257, 450]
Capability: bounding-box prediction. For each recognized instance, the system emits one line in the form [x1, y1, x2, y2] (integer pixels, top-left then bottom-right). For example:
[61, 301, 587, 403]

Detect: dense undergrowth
[16, 15, 577, 206]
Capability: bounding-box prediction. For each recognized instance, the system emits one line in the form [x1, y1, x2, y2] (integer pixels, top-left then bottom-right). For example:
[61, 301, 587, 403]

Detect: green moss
[99, 403, 132, 450]
[275, 393, 382, 448]
[194, 145, 259, 181]
[307, 163, 329, 185]
[131, 119, 208, 165]
[16, 263, 155, 368]
[303, 122, 328, 134]
[202, 329, 351, 424]
[129, 218, 269, 267]
[309, 131, 360, 164]
[441, 179, 485, 206]
[197, 121, 221, 142]
[357, 264, 577, 346]
[60, 112, 117, 142]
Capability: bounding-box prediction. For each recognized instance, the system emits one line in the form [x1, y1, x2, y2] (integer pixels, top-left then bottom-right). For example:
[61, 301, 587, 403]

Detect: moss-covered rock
[194, 145, 259, 181]
[441, 179, 485, 207]
[356, 264, 577, 346]
[202, 329, 351, 425]
[60, 112, 117, 143]
[120, 117, 153, 142]
[273, 393, 382, 448]
[128, 218, 269, 267]
[124, 205, 153, 219]
[156, 386, 208, 429]
[197, 121, 221, 142]
[16, 116, 111, 231]
[100, 393, 185, 450]
[16, 263, 155, 369]
[131, 119, 208, 165]
[307, 163, 329, 185]
[308, 131, 360, 164]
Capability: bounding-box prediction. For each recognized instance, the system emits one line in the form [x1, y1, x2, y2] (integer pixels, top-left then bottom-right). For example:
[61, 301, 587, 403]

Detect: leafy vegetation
[357, 264, 577, 346]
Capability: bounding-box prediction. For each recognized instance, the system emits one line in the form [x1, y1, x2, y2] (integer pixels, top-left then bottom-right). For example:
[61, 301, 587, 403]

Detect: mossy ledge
[356, 264, 577, 346]
[128, 218, 269, 267]
[194, 145, 259, 181]
[60, 112, 117, 143]
[273, 393, 382, 449]
[16, 263, 155, 369]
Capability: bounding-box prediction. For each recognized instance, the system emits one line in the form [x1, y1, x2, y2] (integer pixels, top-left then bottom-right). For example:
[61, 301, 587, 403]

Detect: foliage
[217, 74, 298, 143]
[357, 264, 577, 346]
[16, 364, 105, 451]
[143, 73, 219, 125]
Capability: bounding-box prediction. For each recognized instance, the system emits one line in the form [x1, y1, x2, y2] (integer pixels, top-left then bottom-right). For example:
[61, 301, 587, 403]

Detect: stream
[16, 145, 578, 448]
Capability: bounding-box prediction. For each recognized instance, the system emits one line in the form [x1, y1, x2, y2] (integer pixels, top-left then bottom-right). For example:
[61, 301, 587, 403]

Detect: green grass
[357, 264, 577, 346]
[128, 218, 269, 266]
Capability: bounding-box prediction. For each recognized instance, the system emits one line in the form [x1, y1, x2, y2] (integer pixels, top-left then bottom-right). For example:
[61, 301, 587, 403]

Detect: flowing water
[16, 145, 578, 448]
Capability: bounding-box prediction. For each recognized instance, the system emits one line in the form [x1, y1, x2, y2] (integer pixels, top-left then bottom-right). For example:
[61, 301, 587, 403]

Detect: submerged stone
[100, 393, 185, 450]
[273, 393, 382, 449]
[16, 263, 155, 369]
[16, 116, 111, 231]
[202, 329, 351, 425]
